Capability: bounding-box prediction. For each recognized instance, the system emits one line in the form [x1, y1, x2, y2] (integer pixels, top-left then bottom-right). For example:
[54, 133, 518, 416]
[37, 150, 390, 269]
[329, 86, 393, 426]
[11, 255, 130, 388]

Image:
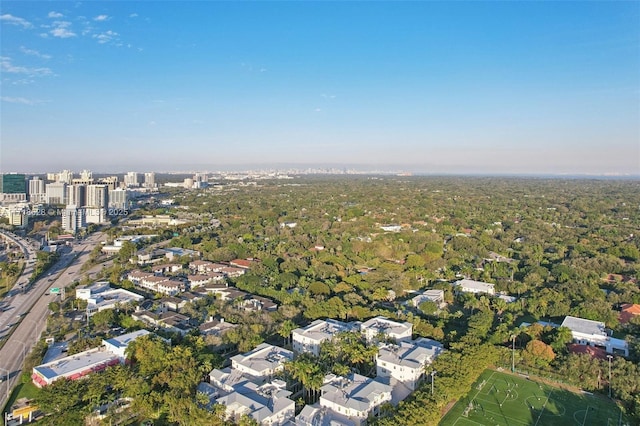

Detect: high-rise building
[86, 185, 108, 208]
[124, 172, 139, 187]
[80, 170, 93, 180]
[57, 170, 74, 184]
[28, 177, 46, 204]
[45, 182, 67, 205]
[1, 173, 27, 194]
[108, 188, 128, 210]
[67, 184, 86, 208]
[144, 172, 156, 188]
[62, 206, 86, 233]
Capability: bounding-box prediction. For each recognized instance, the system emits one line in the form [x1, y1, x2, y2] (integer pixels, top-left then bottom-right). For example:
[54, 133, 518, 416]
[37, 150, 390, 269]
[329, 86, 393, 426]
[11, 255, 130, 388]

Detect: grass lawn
[4, 380, 40, 412]
[440, 369, 629, 426]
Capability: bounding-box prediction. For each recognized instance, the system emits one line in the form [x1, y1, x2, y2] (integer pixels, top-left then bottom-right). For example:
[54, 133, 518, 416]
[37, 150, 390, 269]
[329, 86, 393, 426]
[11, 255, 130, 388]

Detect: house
[75, 282, 144, 317]
[199, 318, 238, 336]
[453, 279, 496, 295]
[241, 296, 278, 312]
[376, 338, 444, 403]
[409, 289, 445, 308]
[360, 316, 413, 343]
[319, 373, 392, 426]
[231, 343, 293, 378]
[567, 343, 608, 361]
[561, 315, 628, 356]
[132, 310, 192, 335]
[160, 296, 187, 312]
[292, 319, 356, 356]
[619, 303, 640, 325]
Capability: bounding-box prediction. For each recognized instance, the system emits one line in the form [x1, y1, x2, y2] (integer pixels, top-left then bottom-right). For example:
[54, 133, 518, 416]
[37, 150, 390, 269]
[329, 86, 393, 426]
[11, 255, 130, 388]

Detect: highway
[0, 231, 104, 414]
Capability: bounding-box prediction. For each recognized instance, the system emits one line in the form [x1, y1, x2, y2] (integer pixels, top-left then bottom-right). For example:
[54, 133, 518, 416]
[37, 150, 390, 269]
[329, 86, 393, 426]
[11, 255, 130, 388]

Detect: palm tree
[278, 320, 296, 347]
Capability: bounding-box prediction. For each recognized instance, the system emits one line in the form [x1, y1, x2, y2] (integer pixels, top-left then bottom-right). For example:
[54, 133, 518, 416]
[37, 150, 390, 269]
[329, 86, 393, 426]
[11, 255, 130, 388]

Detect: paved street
[0, 231, 104, 413]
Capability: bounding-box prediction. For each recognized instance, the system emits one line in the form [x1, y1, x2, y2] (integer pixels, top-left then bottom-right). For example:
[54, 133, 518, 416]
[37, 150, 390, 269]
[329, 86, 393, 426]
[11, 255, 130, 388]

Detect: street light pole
[607, 355, 613, 398]
[0, 367, 10, 399]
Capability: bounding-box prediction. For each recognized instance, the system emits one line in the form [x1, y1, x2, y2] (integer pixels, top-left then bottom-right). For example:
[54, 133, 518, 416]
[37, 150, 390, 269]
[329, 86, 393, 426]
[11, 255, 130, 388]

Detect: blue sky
[1, 1, 638, 174]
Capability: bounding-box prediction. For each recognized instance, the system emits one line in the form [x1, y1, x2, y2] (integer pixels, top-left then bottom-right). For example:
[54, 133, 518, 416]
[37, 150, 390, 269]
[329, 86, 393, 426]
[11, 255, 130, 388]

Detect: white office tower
[124, 172, 139, 187]
[108, 188, 128, 210]
[86, 184, 108, 208]
[66, 184, 86, 208]
[80, 170, 93, 180]
[143, 172, 156, 188]
[62, 206, 86, 233]
[45, 182, 67, 205]
[46, 173, 57, 182]
[57, 170, 74, 184]
[28, 177, 46, 203]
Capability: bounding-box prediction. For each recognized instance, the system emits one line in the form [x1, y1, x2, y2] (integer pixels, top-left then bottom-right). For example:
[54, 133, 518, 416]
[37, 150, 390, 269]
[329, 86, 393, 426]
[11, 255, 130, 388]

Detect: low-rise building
[231, 343, 293, 378]
[453, 279, 496, 295]
[376, 338, 444, 403]
[292, 319, 355, 356]
[216, 380, 295, 426]
[561, 315, 628, 356]
[32, 330, 150, 387]
[75, 281, 144, 316]
[409, 289, 445, 308]
[360, 316, 413, 343]
[319, 373, 392, 426]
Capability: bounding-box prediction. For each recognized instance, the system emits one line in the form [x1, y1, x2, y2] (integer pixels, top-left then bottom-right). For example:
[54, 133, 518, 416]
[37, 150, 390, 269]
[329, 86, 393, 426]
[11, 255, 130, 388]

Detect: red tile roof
[619, 303, 640, 324]
[567, 344, 608, 360]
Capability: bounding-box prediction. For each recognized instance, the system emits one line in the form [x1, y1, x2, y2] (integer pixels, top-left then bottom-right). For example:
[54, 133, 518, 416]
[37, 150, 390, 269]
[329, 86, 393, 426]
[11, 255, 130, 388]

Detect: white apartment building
[28, 177, 45, 203]
[124, 172, 139, 187]
[376, 338, 444, 402]
[144, 172, 156, 188]
[230, 343, 293, 378]
[66, 184, 86, 208]
[292, 319, 355, 356]
[61, 206, 87, 233]
[108, 188, 128, 210]
[319, 373, 392, 426]
[86, 184, 108, 208]
[75, 281, 144, 316]
[360, 316, 413, 343]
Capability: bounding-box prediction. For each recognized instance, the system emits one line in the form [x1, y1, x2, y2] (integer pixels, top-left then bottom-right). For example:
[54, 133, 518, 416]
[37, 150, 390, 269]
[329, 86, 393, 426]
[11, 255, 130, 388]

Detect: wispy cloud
[1, 56, 53, 77]
[129, 13, 138, 18]
[20, 46, 52, 60]
[93, 30, 119, 44]
[0, 14, 33, 29]
[1, 96, 45, 105]
[50, 21, 76, 38]
[48, 11, 63, 18]
[93, 14, 109, 22]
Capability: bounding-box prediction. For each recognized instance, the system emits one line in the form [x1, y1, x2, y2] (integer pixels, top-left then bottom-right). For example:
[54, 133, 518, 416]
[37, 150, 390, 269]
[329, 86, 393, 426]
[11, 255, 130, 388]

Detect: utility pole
[607, 354, 613, 398]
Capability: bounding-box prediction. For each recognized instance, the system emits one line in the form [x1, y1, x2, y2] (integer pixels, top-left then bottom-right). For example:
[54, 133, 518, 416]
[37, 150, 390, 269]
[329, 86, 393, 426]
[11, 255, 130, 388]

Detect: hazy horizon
[1, 2, 639, 175]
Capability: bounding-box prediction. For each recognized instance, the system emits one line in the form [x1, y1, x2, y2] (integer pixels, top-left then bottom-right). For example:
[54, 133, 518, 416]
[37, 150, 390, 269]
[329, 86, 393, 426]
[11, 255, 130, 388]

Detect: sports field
[440, 369, 628, 426]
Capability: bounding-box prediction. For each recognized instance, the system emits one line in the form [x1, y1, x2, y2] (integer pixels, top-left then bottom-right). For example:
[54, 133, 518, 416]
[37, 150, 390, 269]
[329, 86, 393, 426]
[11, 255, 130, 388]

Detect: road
[0, 231, 104, 414]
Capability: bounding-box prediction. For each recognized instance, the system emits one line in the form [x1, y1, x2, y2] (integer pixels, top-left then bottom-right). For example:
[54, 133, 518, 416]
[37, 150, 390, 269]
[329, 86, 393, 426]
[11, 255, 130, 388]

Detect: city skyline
[1, 1, 639, 175]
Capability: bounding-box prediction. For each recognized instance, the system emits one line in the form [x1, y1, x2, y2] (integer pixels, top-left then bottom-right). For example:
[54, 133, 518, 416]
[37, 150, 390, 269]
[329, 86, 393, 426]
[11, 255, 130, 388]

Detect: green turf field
[440, 369, 629, 426]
